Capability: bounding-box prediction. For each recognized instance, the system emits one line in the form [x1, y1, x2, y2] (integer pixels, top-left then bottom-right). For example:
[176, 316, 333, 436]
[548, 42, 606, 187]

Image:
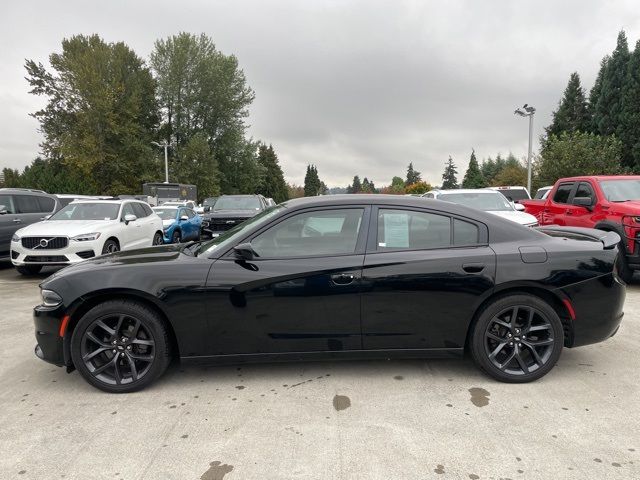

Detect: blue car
[152, 206, 202, 244]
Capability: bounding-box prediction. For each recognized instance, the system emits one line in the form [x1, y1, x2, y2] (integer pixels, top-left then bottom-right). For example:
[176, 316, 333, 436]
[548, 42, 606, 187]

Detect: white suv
[10, 199, 164, 275]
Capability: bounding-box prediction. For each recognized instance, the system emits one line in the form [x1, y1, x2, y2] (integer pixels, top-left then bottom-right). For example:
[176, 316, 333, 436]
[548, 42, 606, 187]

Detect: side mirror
[573, 196, 593, 210]
[124, 214, 137, 224]
[233, 242, 258, 261]
[44, 214, 52, 220]
[513, 203, 525, 211]
[180, 215, 189, 221]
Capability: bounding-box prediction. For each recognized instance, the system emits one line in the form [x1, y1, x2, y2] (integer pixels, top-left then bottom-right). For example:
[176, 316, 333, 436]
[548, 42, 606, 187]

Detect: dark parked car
[0, 188, 61, 261]
[34, 195, 625, 393]
[201, 194, 268, 237]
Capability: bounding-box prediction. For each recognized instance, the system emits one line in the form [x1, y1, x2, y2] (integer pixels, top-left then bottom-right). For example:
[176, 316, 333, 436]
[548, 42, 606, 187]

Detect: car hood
[205, 209, 258, 219]
[16, 219, 116, 237]
[488, 210, 538, 225]
[162, 219, 176, 227]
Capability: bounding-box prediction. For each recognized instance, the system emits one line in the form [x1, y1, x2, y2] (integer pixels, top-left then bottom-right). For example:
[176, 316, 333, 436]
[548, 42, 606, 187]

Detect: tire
[16, 265, 43, 275]
[469, 294, 563, 383]
[101, 239, 120, 255]
[152, 231, 164, 246]
[70, 300, 171, 393]
[615, 245, 634, 283]
[171, 230, 181, 244]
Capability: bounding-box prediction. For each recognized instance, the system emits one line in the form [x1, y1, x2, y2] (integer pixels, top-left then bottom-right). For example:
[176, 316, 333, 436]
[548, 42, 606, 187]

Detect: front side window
[0, 194, 16, 214]
[553, 184, 574, 204]
[121, 203, 136, 219]
[251, 208, 364, 258]
[131, 203, 148, 218]
[378, 209, 451, 250]
[574, 183, 594, 203]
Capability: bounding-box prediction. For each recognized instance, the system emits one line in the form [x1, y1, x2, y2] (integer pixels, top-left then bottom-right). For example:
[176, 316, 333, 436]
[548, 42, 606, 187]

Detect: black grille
[76, 250, 95, 259]
[208, 218, 248, 232]
[21, 236, 68, 250]
[24, 255, 69, 263]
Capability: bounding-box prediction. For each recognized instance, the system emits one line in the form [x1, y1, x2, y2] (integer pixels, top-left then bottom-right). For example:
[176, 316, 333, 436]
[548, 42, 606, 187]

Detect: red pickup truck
[521, 175, 640, 282]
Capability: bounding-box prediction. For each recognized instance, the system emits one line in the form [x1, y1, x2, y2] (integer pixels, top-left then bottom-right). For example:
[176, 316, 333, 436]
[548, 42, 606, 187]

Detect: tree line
[2, 33, 289, 203]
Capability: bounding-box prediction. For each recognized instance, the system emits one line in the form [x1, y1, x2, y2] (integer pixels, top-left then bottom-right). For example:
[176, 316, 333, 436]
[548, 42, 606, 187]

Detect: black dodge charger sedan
[34, 195, 625, 393]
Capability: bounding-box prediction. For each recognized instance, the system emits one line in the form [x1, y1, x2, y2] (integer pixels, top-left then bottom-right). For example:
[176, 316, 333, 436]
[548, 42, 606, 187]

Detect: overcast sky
[2, 0, 640, 187]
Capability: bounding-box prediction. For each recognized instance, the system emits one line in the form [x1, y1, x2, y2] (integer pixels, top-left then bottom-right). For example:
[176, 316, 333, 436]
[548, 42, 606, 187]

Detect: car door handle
[566, 210, 573, 215]
[331, 273, 355, 285]
[462, 263, 485, 274]
[13, 218, 22, 223]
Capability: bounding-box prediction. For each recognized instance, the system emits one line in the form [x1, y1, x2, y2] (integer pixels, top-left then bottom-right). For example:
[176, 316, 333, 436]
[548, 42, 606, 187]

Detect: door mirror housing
[573, 197, 593, 210]
[180, 215, 189, 221]
[233, 242, 258, 261]
[513, 202, 525, 211]
[123, 214, 137, 224]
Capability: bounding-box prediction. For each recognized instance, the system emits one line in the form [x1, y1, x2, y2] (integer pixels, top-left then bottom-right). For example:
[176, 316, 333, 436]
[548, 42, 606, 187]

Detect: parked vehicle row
[201, 194, 271, 238]
[33, 194, 625, 392]
[152, 205, 202, 244]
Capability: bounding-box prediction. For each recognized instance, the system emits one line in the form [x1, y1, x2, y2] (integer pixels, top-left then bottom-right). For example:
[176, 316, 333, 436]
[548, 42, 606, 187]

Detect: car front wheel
[102, 239, 119, 255]
[171, 230, 181, 244]
[152, 232, 164, 246]
[470, 294, 563, 383]
[70, 300, 171, 393]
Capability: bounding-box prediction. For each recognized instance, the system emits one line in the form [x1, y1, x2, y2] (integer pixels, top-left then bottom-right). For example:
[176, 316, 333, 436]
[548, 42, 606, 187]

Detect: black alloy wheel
[71, 300, 170, 393]
[102, 239, 120, 255]
[172, 230, 181, 244]
[152, 232, 164, 246]
[470, 294, 563, 383]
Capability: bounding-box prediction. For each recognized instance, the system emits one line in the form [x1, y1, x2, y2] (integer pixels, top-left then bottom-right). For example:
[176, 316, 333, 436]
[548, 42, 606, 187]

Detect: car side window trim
[366, 205, 488, 254]
[552, 182, 576, 205]
[218, 205, 372, 260]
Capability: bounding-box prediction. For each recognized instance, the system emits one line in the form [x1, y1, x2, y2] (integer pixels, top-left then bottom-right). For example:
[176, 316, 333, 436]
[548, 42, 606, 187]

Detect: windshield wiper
[180, 240, 205, 257]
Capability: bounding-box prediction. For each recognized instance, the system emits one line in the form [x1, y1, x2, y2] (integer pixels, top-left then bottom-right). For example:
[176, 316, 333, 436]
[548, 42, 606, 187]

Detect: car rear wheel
[152, 232, 164, 246]
[16, 265, 43, 276]
[470, 294, 563, 383]
[171, 230, 181, 244]
[102, 239, 119, 255]
[70, 300, 171, 393]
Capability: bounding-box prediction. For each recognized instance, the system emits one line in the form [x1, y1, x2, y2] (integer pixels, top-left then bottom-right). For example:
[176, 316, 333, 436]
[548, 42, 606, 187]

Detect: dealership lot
[0, 265, 638, 480]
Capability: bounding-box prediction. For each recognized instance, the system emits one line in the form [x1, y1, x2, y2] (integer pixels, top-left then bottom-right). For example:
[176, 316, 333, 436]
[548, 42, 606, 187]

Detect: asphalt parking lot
[0, 265, 638, 480]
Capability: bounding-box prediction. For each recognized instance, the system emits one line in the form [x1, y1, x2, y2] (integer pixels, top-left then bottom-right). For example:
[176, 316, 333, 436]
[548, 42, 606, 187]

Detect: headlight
[41, 289, 62, 307]
[12, 234, 20, 242]
[71, 233, 101, 242]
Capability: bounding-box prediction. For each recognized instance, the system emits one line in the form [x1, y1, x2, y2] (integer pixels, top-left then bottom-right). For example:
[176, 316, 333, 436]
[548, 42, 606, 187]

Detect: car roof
[0, 188, 50, 195]
[429, 189, 502, 195]
[69, 199, 139, 205]
[555, 175, 640, 182]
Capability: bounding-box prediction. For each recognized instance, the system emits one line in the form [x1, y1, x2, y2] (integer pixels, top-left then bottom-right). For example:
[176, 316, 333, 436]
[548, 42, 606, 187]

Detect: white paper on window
[382, 213, 409, 247]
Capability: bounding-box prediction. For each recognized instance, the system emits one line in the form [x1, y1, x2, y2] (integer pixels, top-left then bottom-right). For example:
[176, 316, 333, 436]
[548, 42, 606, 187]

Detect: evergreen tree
[588, 56, 609, 132]
[545, 72, 589, 137]
[480, 157, 497, 183]
[361, 177, 372, 193]
[461, 149, 485, 188]
[594, 31, 630, 137]
[348, 175, 362, 193]
[256, 144, 288, 203]
[441, 157, 459, 189]
[620, 39, 640, 170]
[303, 165, 322, 196]
[406, 162, 421, 185]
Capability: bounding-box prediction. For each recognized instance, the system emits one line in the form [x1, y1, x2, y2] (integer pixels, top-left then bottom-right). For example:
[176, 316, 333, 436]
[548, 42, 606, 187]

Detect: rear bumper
[560, 272, 625, 348]
[33, 305, 67, 366]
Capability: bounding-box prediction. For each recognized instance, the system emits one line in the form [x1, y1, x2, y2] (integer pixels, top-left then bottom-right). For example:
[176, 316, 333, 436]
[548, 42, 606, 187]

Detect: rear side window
[37, 196, 56, 212]
[553, 184, 573, 204]
[15, 194, 41, 213]
[378, 209, 451, 250]
[453, 219, 479, 245]
[0, 194, 16, 214]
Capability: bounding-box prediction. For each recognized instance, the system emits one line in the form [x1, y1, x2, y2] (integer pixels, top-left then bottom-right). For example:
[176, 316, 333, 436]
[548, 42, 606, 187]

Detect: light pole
[151, 141, 170, 183]
[514, 104, 536, 195]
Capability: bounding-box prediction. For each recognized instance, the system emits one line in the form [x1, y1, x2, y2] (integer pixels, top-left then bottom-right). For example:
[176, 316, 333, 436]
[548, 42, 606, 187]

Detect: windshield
[439, 192, 513, 211]
[493, 188, 529, 201]
[197, 205, 285, 256]
[213, 196, 261, 211]
[599, 179, 640, 202]
[203, 197, 218, 207]
[153, 207, 178, 220]
[49, 202, 120, 221]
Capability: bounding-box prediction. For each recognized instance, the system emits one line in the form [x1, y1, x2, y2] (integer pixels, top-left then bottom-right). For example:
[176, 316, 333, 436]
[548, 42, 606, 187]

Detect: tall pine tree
[620, 39, 640, 170]
[348, 175, 362, 193]
[406, 162, 421, 185]
[594, 31, 630, 138]
[462, 150, 485, 188]
[303, 165, 322, 196]
[545, 72, 589, 137]
[257, 144, 288, 203]
[441, 157, 459, 189]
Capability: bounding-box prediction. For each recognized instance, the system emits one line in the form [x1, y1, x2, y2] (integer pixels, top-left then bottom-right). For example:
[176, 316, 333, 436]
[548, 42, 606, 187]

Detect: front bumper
[33, 304, 68, 366]
[11, 240, 98, 266]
